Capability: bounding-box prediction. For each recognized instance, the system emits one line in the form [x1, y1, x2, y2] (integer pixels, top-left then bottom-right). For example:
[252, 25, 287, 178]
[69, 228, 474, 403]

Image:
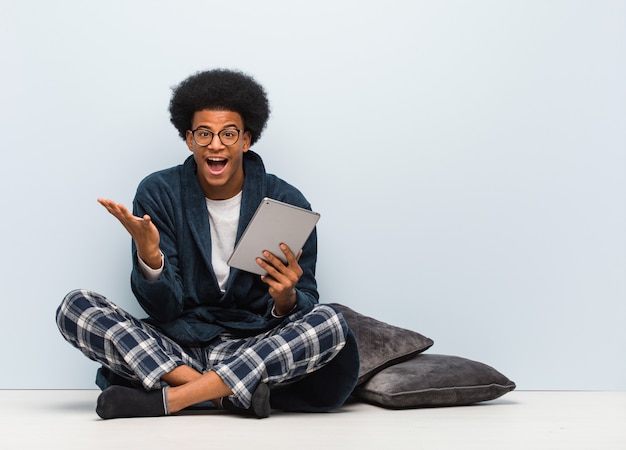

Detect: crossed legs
[56, 289, 347, 419]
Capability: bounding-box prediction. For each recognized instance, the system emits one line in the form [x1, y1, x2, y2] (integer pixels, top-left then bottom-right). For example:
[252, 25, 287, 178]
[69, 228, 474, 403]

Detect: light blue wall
[1, 0, 624, 389]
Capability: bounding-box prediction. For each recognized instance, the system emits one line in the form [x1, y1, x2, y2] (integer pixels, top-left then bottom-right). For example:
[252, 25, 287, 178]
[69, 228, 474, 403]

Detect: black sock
[222, 383, 271, 419]
[250, 383, 271, 418]
[96, 386, 168, 419]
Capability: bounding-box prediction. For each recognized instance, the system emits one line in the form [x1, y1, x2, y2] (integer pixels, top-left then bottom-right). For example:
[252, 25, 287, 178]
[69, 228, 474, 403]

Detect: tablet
[227, 197, 321, 275]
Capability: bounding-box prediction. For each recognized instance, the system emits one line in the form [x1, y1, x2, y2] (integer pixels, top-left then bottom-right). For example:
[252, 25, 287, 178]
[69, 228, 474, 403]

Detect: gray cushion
[355, 354, 516, 408]
[331, 304, 434, 386]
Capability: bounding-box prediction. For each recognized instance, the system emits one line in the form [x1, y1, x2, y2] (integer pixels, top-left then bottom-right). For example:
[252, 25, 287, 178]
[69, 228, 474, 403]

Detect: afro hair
[169, 69, 270, 146]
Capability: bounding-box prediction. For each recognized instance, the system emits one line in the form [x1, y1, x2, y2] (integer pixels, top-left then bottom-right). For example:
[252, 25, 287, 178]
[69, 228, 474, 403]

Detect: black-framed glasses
[190, 127, 241, 146]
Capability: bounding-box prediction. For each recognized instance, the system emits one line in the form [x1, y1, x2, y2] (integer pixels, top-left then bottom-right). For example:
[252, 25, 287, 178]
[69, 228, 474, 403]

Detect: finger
[141, 214, 154, 229]
[256, 255, 283, 280]
[113, 202, 132, 218]
[258, 271, 285, 296]
[265, 251, 300, 283]
[98, 199, 147, 239]
[260, 250, 287, 272]
[259, 271, 277, 287]
[257, 268, 278, 293]
[278, 244, 303, 278]
[278, 243, 298, 266]
[258, 258, 296, 295]
[279, 244, 304, 268]
[97, 198, 116, 214]
[98, 198, 130, 220]
[264, 260, 301, 296]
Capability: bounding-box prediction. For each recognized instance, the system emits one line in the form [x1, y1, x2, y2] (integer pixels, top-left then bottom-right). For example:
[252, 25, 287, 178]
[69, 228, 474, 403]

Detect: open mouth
[206, 157, 228, 174]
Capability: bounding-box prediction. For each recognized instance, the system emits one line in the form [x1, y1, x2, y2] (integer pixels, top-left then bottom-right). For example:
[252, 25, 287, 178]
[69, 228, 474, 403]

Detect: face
[186, 109, 251, 200]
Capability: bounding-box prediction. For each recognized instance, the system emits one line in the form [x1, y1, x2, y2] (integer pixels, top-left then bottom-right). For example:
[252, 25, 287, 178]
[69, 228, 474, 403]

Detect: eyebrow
[194, 124, 240, 131]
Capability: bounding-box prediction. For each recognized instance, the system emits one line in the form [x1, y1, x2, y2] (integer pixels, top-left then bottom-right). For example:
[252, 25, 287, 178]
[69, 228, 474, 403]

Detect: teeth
[207, 158, 226, 162]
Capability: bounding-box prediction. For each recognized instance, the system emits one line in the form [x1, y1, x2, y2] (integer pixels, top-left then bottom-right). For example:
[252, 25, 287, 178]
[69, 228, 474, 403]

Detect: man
[56, 69, 359, 419]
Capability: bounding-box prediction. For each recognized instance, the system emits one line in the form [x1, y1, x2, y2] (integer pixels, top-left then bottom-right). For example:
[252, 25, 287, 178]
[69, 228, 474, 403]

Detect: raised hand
[97, 198, 162, 269]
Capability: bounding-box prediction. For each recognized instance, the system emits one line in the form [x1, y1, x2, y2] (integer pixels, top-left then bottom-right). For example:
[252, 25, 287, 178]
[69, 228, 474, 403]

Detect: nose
[207, 134, 226, 151]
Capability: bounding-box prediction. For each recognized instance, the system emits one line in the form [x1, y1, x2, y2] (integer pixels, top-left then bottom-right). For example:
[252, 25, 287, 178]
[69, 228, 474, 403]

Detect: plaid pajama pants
[56, 289, 347, 409]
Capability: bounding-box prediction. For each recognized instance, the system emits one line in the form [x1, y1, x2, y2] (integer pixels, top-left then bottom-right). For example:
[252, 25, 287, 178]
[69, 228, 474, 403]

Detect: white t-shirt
[205, 192, 241, 291]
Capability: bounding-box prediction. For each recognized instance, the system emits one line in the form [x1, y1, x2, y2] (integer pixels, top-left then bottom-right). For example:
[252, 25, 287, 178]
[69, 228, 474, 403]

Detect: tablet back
[227, 198, 320, 275]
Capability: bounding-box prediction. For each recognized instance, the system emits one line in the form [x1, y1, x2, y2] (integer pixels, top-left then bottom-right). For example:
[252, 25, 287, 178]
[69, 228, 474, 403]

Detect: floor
[2, 390, 625, 450]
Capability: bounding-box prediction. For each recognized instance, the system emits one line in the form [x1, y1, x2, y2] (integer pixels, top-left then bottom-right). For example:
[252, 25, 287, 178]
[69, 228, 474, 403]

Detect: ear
[185, 130, 194, 151]
[242, 130, 252, 152]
